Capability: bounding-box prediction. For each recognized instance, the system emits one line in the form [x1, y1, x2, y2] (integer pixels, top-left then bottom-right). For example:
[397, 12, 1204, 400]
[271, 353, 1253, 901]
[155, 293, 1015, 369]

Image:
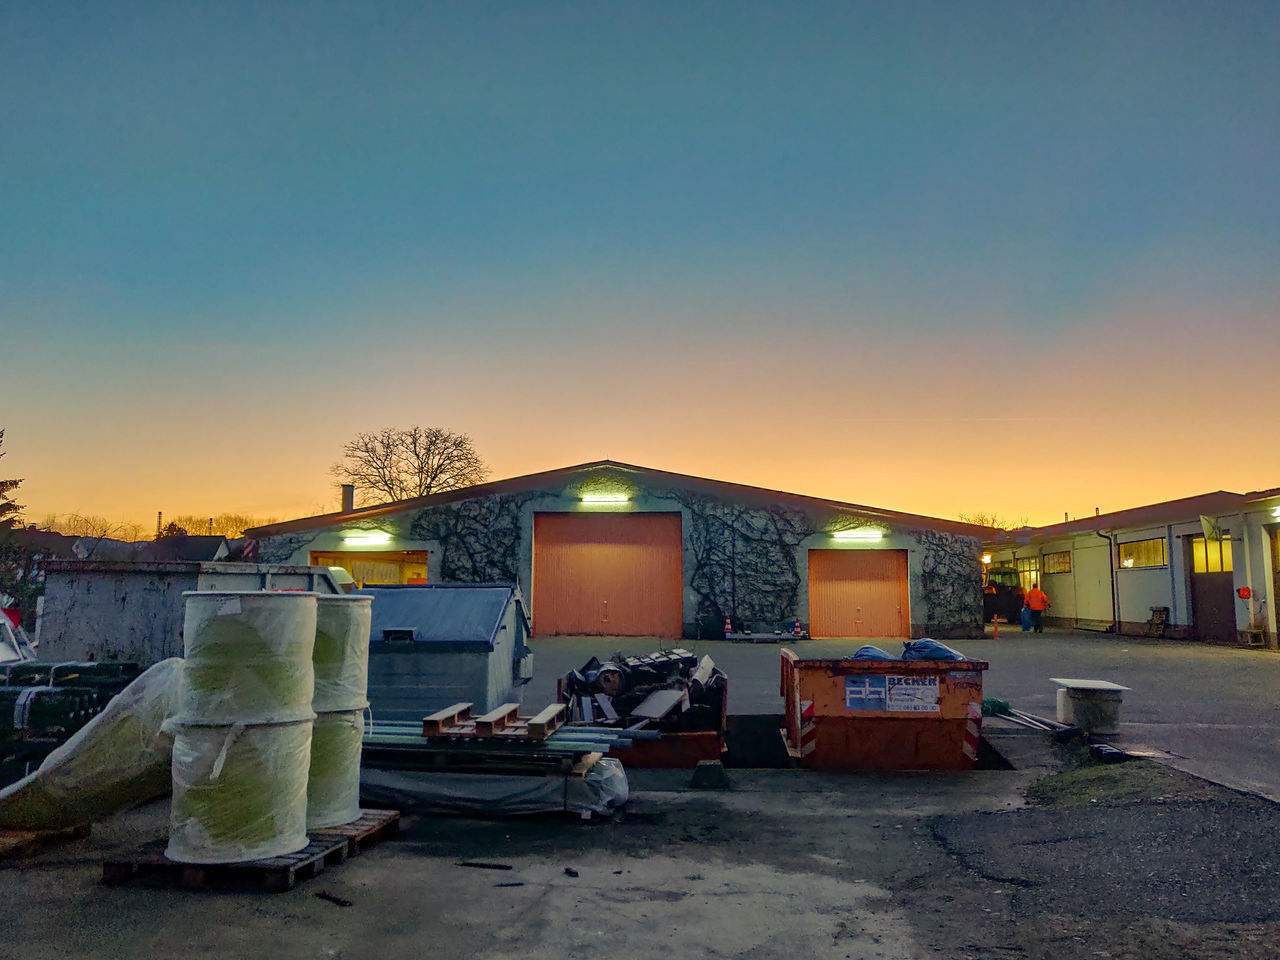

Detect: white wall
[1034, 537, 1077, 618]
[1114, 525, 1174, 627]
[1068, 537, 1113, 626]
[1235, 506, 1279, 639]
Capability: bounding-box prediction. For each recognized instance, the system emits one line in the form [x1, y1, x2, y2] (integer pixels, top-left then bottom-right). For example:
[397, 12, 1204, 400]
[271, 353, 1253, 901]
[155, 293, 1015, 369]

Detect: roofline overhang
[244, 459, 993, 540]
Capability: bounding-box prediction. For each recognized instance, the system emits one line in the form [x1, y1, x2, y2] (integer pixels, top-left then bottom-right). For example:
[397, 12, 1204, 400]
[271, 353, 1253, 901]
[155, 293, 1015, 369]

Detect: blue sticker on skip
[845, 675, 888, 710]
[845, 674, 941, 712]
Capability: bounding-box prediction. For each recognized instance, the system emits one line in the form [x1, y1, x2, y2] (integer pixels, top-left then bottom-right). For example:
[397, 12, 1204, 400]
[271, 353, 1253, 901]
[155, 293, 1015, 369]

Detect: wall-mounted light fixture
[581, 494, 629, 504]
[981, 554, 992, 564]
[832, 529, 883, 542]
[343, 531, 392, 546]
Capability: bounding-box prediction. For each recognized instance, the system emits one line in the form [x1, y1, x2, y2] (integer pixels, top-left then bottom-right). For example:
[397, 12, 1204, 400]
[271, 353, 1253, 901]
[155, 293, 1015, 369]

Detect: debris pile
[558, 649, 726, 735]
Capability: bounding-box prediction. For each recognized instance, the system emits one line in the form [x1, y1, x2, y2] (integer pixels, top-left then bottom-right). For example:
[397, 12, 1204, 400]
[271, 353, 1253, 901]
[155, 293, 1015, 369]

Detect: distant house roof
[137, 535, 229, 562]
[11, 527, 79, 557]
[357, 583, 528, 648]
[245, 460, 992, 539]
[991, 486, 1280, 545]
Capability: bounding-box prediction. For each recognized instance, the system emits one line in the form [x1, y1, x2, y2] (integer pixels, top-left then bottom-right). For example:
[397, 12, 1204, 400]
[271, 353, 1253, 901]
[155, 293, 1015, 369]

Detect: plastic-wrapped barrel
[312, 595, 372, 713]
[166, 719, 314, 863]
[179, 592, 318, 724]
[306, 709, 365, 829]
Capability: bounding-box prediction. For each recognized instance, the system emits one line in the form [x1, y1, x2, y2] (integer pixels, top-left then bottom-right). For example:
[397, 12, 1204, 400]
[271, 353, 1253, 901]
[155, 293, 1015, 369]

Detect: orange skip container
[780, 648, 987, 771]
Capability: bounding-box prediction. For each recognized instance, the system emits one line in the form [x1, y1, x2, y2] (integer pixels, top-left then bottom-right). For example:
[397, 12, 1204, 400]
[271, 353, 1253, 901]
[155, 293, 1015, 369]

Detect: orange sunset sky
[4, 4, 1278, 531]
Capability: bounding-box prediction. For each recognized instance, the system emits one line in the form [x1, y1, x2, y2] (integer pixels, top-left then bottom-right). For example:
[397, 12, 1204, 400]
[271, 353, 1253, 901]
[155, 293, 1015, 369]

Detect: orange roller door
[808, 549, 909, 639]
[533, 513, 684, 637]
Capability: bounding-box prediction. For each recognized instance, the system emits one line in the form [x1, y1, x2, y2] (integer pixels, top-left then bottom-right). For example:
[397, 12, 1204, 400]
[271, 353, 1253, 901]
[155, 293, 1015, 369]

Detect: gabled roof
[357, 583, 528, 648]
[245, 460, 992, 539]
[139, 535, 229, 562]
[991, 486, 1280, 545]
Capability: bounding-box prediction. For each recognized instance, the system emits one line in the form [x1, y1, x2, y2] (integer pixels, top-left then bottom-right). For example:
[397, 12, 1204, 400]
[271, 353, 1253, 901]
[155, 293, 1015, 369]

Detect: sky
[2, 1, 1278, 530]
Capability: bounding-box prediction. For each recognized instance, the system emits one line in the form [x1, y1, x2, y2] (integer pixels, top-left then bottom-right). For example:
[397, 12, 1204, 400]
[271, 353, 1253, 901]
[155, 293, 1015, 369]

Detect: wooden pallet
[0, 824, 90, 859]
[103, 837, 349, 893]
[421, 702, 565, 741]
[310, 809, 400, 857]
[363, 743, 600, 777]
[101, 809, 402, 893]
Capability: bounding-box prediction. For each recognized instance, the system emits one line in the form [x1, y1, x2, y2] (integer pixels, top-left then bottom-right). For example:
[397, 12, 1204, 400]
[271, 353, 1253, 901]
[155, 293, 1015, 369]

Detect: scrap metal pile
[558, 648, 726, 735]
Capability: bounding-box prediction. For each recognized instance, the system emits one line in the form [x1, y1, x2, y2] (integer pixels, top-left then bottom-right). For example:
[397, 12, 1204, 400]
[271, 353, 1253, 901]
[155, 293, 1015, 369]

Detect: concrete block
[689, 760, 729, 790]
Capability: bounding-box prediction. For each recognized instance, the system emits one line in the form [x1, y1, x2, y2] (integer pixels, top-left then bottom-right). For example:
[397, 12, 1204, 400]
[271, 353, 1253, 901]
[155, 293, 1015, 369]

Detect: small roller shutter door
[808, 549, 909, 638]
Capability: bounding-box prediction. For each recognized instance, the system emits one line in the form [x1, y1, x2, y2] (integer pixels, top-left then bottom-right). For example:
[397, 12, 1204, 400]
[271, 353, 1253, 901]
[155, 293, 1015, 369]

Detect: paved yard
[524, 629, 1280, 800]
[5, 736, 1280, 960]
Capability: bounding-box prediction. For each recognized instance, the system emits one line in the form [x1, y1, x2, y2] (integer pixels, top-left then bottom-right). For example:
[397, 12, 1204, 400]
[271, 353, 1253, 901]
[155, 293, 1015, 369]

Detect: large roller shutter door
[533, 513, 683, 637]
[808, 549, 909, 639]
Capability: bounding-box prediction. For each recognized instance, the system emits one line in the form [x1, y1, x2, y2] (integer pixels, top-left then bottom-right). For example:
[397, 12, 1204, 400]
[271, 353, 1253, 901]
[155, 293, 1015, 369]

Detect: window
[1043, 551, 1071, 574]
[1014, 557, 1040, 593]
[1118, 538, 1166, 569]
[311, 551, 429, 586]
[986, 568, 1019, 588]
[1191, 536, 1233, 574]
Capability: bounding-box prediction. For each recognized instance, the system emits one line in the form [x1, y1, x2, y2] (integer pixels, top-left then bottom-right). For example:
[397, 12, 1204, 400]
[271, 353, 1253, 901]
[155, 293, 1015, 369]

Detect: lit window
[1014, 557, 1039, 593]
[1043, 551, 1071, 574]
[1117, 538, 1167, 569]
[1190, 536, 1232, 574]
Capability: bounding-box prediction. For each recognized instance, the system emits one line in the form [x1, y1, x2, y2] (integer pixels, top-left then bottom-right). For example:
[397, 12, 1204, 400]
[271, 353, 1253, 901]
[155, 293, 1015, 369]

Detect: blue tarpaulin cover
[900, 639, 968, 661]
[846, 645, 899, 661]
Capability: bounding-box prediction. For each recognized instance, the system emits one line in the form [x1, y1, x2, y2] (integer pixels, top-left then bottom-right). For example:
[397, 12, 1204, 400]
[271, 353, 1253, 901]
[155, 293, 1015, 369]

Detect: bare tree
[331, 426, 490, 506]
[170, 514, 280, 538]
[40, 513, 147, 542]
[957, 511, 1029, 531]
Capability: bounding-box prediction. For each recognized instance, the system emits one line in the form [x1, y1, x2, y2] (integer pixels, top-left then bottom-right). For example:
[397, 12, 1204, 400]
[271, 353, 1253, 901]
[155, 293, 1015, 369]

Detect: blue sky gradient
[3, 2, 1278, 525]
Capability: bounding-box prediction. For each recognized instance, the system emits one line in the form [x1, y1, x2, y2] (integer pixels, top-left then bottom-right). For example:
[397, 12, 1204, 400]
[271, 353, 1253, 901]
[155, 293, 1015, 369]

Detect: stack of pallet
[363, 701, 655, 776]
[359, 701, 633, 816]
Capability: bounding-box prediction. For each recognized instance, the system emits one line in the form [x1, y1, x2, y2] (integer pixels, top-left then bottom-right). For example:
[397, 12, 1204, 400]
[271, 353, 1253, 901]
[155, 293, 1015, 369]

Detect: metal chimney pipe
[341, 484, 355, 513]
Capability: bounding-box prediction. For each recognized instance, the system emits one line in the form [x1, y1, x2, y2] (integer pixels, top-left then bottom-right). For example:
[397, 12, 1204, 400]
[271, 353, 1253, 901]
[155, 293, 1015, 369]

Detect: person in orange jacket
[1025, 582, 1051, 634]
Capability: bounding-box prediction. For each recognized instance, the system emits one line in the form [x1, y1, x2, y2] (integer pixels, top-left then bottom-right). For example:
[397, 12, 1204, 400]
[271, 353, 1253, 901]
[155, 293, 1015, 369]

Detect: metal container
[166, 719, 313, 863]
[312, 595, 372, 713]
[780, 649, 988, 771]
[307, 709, 365, 829]
[178, 592, 317, 724]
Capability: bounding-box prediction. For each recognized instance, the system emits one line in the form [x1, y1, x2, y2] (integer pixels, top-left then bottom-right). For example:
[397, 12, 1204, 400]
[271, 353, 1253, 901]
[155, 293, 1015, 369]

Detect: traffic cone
[723, 616, 732, 638]
[792, 618, 802, 638]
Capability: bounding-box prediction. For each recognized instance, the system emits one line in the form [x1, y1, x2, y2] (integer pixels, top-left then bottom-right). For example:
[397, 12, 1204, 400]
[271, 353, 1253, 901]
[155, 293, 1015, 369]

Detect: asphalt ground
[523, 628, 1280, 800]
[5, 736, 1278, 960]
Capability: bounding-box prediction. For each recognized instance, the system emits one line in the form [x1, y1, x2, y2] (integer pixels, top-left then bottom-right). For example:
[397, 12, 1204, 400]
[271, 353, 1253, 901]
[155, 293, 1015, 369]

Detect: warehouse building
[245, 461, 987, 640]
[983, 487, 1280, 646]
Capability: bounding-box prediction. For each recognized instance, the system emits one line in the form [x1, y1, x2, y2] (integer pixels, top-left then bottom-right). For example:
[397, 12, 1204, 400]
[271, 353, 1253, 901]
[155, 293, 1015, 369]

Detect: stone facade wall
[254, 476, 985, 639]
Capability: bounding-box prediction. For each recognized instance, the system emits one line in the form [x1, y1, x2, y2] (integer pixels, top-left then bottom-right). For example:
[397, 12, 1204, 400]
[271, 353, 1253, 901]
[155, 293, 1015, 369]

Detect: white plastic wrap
[312, 595, 372, 712]
[358, 757, 630, 817]
[307, 709, 364, 829]
[179, 592, 317, 724]
[0, 658, 183, 830]
[166, 719, 313, 864]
